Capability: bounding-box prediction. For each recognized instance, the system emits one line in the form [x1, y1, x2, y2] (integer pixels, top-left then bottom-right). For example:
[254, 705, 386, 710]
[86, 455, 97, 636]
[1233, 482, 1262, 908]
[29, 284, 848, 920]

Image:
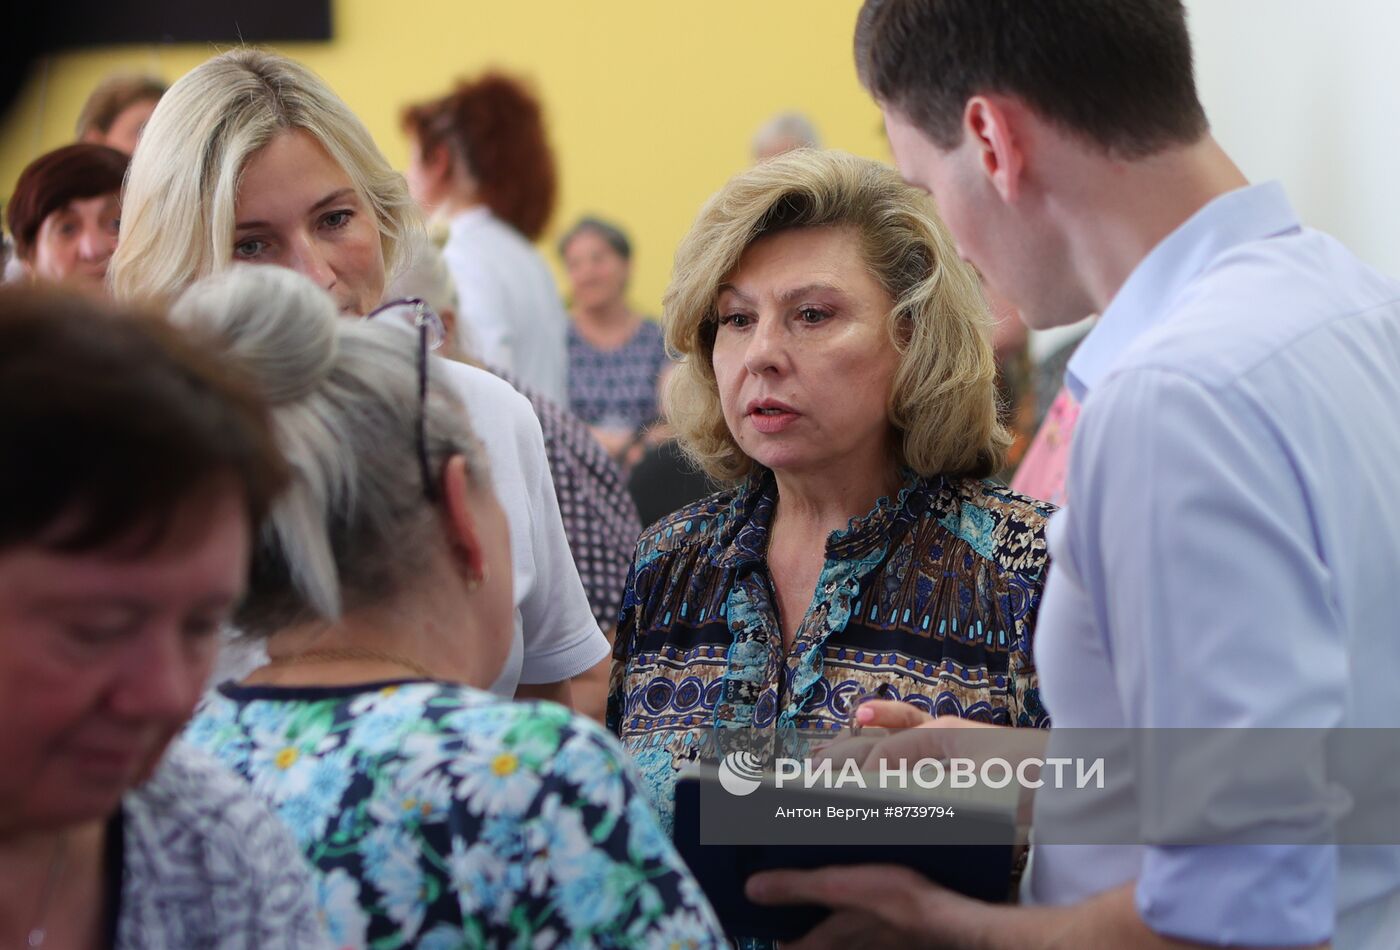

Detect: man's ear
[963, 95, 1025, 204]
[439, 454, 488, 585]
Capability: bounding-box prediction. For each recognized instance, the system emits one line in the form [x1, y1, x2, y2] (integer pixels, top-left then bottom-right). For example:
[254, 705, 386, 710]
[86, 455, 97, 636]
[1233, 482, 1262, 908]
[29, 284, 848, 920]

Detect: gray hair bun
[171, 265, 339, 406]
[171, 266, 350, 620]
[171, 265, 482, 631]
[171, 264, 481, 632]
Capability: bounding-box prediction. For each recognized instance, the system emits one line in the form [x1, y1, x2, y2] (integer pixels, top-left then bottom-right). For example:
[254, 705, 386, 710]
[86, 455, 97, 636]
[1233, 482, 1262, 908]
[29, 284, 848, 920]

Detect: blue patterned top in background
[607, 471, 1055, 830]
[185, 680, 725, 949]
[567, 321, 670, 432]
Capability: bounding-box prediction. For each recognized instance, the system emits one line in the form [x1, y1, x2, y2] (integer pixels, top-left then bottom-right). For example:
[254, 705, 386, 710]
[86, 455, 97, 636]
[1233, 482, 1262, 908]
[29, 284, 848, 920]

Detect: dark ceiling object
[2, 2, 332, 120]
[49, 0, 332, 46]
[2, 9, 48, 118]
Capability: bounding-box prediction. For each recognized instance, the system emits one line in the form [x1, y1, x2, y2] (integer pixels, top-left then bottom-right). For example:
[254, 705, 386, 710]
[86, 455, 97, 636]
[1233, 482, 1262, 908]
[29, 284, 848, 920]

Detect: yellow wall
[0, 0, 889, 313]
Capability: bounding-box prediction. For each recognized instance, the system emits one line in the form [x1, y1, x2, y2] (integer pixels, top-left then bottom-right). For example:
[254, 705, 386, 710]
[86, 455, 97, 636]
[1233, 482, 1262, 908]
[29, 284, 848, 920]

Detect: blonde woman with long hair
[110, 48, 610, 711]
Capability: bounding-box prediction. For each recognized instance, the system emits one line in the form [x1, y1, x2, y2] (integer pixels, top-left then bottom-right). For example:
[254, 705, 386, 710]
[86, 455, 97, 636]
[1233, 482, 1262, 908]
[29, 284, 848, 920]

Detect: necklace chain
[264, 647, 437, 681]
[24, 832, 67, 949]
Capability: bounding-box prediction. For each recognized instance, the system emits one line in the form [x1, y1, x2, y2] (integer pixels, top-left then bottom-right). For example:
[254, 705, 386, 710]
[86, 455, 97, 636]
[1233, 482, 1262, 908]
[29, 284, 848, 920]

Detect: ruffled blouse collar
[711, 467, 937, 571]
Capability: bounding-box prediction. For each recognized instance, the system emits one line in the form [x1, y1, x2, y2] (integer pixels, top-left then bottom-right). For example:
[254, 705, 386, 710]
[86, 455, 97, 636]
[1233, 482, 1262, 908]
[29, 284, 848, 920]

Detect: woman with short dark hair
[5, 144, 127, 290]
[0, 287, 328, 949]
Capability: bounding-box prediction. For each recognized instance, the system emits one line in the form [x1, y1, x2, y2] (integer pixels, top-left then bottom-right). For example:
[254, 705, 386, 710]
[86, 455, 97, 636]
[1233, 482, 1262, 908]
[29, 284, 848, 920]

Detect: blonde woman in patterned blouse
[606, 150, 1055, 829]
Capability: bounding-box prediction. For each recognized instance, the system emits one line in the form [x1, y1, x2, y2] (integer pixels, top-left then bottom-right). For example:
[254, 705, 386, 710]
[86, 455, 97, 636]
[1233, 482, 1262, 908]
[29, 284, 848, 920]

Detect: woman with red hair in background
[403, 74, 570, 402]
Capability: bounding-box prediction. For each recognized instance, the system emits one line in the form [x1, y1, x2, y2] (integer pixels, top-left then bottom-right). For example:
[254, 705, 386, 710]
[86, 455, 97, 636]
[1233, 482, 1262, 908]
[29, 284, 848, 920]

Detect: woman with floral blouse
[179, 266, 723, 948]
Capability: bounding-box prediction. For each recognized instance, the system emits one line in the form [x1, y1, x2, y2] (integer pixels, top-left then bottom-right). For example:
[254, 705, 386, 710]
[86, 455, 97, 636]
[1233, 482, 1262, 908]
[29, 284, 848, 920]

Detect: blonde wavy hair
[664, 149, 1010, 483]
[111, 49, 418, 304]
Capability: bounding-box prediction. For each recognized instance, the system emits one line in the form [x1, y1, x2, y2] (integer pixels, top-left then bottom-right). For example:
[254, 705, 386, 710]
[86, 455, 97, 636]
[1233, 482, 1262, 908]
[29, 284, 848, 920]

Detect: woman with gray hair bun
[751, 111, 822, 162]
[179, 266, 724, 948]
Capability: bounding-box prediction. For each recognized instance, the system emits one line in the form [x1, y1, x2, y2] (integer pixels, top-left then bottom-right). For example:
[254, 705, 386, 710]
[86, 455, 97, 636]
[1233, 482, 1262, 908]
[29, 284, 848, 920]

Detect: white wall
[1186, 0, 1400, 276]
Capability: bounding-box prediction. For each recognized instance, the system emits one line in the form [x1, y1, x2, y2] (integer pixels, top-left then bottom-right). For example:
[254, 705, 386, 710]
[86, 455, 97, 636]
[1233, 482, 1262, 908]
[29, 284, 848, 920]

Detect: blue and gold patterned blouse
[606, 471, 1054, 829]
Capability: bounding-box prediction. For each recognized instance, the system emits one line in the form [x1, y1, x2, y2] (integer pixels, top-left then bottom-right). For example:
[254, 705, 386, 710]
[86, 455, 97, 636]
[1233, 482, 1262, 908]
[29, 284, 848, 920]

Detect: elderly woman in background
[0, 288, 327, 948]
[401, 73, 570, 402]
[5, 144, 127, 290]
[751, 111, 822, 163]
[559, 216, 672, 464]
[607, 150, 1054, 826]
[74, 73, 166, 155]
[178, 266, 724, 947]
[110, 49, 609, 710]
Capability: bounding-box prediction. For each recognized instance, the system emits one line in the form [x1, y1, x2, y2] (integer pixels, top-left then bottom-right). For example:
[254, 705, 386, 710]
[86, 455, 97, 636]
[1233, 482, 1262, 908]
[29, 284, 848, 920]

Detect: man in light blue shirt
[748, 1, 1400, 947]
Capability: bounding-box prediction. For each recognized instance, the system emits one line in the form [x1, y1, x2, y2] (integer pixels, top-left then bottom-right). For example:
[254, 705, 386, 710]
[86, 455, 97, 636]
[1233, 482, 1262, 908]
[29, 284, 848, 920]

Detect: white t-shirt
[441, 207, 569, 404]
[437, 359, 607, 691]
[215, 358, 606, 696]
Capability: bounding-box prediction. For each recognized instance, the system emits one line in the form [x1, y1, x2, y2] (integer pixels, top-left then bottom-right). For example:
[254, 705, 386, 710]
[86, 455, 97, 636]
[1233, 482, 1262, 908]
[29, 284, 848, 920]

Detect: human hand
[814, 701, 1007, 771]
[812, 702, 1046, 827]
[746, 864, 982, 950]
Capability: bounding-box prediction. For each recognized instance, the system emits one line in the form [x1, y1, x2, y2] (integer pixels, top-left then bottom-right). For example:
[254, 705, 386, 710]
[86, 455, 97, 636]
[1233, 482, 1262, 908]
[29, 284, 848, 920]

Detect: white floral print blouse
[185, 679, 724, 948]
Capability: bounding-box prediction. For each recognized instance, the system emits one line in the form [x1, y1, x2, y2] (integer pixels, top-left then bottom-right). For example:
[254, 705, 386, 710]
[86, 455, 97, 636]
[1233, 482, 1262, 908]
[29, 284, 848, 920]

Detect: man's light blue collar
[1065, 181, 1300, 401]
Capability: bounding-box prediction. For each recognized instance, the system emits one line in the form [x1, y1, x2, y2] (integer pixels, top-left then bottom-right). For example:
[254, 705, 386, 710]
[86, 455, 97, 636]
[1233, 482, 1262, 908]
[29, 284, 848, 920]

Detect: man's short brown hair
[856, 0, 1209, 158]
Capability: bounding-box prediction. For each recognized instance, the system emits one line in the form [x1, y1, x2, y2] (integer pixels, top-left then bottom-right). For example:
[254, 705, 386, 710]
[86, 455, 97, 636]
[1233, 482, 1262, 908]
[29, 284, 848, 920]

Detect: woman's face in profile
[711, 225, 900, 479]
[232, 129, 387, 315]
[0, 481, 249, 833]
[403, 136, 446, 215]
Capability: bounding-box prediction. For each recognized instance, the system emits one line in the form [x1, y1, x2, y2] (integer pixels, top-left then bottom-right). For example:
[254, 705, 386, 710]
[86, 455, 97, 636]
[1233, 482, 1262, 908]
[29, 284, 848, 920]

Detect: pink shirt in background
[1010, 386, 1079, 508]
